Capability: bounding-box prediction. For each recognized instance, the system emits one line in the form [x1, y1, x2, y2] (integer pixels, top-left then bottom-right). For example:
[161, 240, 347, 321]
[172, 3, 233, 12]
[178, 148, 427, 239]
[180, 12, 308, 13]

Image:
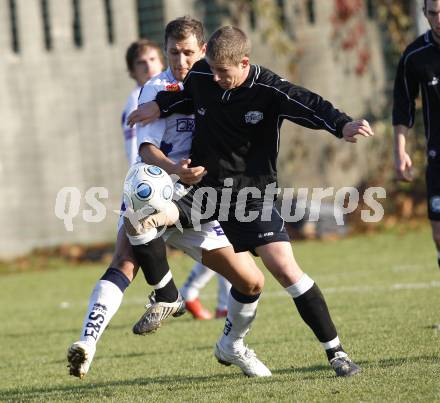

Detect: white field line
[61, 279, 440, 309]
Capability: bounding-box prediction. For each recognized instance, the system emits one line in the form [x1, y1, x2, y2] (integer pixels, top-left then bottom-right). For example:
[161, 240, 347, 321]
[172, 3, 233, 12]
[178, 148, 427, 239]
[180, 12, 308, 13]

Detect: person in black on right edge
[393, 0, 440, 269]
[129, 25, 374, 377]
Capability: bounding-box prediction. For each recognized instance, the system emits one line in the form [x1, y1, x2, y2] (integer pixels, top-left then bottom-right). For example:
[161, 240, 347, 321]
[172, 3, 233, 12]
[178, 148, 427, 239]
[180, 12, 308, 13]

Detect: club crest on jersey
[165, 83, 182, 92]
[245, 110, 263, 124]
[431, 196, 440, 213]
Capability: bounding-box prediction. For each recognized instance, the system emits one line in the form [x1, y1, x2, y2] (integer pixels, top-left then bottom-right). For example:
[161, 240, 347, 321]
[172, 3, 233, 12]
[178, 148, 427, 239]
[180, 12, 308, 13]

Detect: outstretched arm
[128, 73, 195, 127]
[342, 119, 374, 143]
[127, 91, 195, 127]
[276, 77, 364, 138]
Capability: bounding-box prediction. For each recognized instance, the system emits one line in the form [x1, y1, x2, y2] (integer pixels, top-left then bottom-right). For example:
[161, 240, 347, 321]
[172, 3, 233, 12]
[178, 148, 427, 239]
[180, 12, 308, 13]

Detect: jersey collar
[426, 30, 440, 48]
[165, 67, 178, 83]
[240, 64, 260, 88]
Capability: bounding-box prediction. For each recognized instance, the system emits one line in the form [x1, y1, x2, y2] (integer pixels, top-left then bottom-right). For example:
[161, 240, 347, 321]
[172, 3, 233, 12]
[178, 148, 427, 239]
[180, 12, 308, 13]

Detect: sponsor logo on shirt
[176, 118, 195, 132]
[197, 107, 206, 116]
[245, 110, 263, 124]
[428, 76, 439, 86]
[258, 231, 274, 238]
[165, 83, 181, 92]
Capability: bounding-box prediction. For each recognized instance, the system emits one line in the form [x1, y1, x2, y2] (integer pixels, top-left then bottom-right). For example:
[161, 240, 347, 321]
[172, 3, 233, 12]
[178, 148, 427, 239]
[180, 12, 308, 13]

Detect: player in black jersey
[393, 0, 440, 268]
[129, 26, 374, 377]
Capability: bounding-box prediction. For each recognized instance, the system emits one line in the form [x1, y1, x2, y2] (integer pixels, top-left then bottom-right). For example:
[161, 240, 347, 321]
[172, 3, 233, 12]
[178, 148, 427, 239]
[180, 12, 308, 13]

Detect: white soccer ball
[123, 163, 174, 213]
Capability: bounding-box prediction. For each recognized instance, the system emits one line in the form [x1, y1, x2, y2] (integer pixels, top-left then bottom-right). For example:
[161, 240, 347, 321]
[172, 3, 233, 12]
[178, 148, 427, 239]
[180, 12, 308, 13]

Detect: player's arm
[139, 143, 206, 185]
[128, 72, 196, 127]
[393, 124, 413, 182]
[275, 76, 373, 141]
[392, 52, 418, 182]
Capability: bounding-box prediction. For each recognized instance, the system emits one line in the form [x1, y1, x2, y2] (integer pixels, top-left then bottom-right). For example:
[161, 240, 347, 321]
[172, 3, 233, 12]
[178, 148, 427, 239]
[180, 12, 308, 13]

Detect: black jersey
[156, 59, 352, 192]
[393, 30, 440, 163]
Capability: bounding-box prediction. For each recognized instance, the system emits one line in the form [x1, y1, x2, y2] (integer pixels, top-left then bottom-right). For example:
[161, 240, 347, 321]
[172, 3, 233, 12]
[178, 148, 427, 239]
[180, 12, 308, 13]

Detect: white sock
[218, 292, 259, 353]
[79, 280, 124, 346]
[216, 274, 232, 311]
[180, 262, 216, 301]
[321, 336, 341, 350]
[285, 273, 314, 298]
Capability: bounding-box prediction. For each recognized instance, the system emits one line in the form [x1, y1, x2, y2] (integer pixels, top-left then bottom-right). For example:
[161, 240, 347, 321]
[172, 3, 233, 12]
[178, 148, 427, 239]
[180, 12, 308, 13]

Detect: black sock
[131, 238, 178, 303]
[154, 279, 179, 303]
[293, 283, 338, 344]
[325, 345, 345, 361]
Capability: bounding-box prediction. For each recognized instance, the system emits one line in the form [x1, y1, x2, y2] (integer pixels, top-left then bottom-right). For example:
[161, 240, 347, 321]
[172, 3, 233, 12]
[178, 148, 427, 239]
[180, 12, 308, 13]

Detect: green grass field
[1, 226, 439, 402]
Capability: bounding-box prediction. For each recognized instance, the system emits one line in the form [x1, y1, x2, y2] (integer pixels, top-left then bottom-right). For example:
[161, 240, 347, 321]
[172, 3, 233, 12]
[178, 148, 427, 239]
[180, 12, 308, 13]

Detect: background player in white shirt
[122, 39, 164, 166]
[68, 17, 268, 380]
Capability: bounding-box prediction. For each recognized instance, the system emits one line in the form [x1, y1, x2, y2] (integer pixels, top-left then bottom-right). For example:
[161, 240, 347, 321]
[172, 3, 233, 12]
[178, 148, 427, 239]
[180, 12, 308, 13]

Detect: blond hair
[206, 26, 251, 65]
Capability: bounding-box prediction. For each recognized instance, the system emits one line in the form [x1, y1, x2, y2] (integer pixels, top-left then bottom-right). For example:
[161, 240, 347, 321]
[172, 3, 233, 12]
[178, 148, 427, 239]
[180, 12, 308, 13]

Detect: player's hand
[342, 119, 374, 143]
[127, 101, 160, 127]
[394, 152, 413, 182]
[175, 159, 206, 185]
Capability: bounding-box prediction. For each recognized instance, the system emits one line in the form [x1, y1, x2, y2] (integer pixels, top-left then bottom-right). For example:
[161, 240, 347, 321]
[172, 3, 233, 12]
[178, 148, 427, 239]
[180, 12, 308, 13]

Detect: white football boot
[214, 343, 272, 377]
[132, 292, 186, 335]
[67, 341, 96, 379]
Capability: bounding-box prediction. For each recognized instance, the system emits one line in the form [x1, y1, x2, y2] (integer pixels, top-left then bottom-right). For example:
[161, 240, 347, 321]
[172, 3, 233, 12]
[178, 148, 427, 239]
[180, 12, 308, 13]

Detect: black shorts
[174, 184, 290, 255]
[426, 163, 440, 221]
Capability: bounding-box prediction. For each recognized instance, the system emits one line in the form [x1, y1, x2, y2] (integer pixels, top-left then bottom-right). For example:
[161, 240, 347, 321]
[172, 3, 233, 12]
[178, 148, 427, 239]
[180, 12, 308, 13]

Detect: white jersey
[136, 68, 193, 163]
[120, 68, 231, 260]
[121, 86, 141, 166]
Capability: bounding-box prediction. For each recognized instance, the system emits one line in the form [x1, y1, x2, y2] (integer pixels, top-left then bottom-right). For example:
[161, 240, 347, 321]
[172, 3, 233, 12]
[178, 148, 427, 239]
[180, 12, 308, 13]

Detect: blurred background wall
[0, 0, 418, 258]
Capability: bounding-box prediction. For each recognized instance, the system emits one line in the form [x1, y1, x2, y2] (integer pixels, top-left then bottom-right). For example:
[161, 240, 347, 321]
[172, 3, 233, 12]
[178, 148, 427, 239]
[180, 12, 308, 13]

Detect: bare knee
[250, 271, 265, 295]
[238, 270, 264, 296]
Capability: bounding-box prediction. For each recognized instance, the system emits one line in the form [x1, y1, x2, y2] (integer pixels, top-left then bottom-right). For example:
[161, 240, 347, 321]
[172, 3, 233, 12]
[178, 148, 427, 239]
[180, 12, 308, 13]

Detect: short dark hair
[164, 16, 205, 48]
[125, 39, 163, 72]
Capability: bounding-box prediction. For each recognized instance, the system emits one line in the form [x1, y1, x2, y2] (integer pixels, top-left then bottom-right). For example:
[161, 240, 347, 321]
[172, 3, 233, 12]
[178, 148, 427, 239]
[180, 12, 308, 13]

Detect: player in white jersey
[67, 17, 269, 380]
[122, 40, 229, 320]
[134, 65, 231, 320]
[121, 39, 164, 166]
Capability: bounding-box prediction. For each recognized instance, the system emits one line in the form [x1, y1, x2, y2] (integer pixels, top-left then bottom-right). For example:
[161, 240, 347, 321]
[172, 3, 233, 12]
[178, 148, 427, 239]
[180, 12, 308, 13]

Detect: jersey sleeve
[273, 76, 352, 138]
[156, 71, 195, 117]
[392, 51, 419, 128]
[136, 84, 167, 151]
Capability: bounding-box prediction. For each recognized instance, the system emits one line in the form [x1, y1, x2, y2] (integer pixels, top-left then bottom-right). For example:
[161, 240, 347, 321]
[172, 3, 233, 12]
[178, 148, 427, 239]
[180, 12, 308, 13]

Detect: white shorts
[163, 221, 231, 263]
[119, 215, 231, 263]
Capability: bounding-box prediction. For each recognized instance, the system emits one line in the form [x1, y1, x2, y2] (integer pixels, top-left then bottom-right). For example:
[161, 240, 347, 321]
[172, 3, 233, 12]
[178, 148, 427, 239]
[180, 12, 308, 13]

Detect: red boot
[185, 298, 213, 320]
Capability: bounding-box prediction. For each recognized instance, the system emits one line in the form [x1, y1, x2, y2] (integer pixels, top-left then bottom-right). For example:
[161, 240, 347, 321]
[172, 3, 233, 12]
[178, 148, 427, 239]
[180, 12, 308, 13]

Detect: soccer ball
[123, 163, 174, 213]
